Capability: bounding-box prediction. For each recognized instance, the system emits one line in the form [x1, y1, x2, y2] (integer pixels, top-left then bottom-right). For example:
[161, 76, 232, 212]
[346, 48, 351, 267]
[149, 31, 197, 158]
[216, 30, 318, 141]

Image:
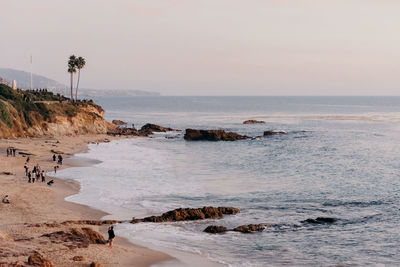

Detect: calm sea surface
[58, 96, 400, 266]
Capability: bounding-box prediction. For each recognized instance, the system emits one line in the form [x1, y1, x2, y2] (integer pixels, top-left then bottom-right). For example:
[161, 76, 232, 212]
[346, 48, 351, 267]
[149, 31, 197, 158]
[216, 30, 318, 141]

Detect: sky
[1, 0, 400, 96]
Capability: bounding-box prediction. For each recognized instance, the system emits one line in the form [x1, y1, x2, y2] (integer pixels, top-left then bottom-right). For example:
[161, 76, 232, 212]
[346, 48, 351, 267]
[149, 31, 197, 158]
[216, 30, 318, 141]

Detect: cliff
[0, 84, 116, 138]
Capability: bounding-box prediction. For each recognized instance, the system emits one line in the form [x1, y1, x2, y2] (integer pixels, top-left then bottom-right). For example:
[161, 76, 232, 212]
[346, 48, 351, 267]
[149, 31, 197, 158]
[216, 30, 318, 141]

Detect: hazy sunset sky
[1, 1, 400, 95]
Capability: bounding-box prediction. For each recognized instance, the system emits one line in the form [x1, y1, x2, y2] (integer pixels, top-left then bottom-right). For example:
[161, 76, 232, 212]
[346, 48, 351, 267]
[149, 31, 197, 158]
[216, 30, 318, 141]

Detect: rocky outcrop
[28, 251, 55, 267]
[302, 217, 337, 224]
[112, 119, 127, 125]
[204, 225, 228, 234]
[132, 207, 240, 223]
[29, 220, 122, 228]
[107, 123, 179, 137]
[263, 130, 286, 136]
[233, 224, 266, 233]
[204, 224, 268, 234]
[243, 120, 265, 124]
[41, 227, 107, 248]
[107, 127, 140, 136]
[184, 129, 249, 141]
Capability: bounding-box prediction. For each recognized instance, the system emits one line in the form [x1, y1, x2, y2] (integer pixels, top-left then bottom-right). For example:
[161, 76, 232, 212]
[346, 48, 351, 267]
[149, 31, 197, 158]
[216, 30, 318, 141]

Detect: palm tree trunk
[75, 69, 80, 102]
[70, 72, 74, 103]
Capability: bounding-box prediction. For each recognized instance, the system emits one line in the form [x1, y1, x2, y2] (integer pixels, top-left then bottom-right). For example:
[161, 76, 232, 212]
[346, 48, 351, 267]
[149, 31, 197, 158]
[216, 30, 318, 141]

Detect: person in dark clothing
[41, 170, 45, 182]
[26, 156, 30, 163]
[12, 149, 16, 157]
[52, 154, 56, 161]
[28, 171, 32, 183]
[107, 226, 115, 248]
[58, 155, 63, 165]
[6, 148, 9, 157]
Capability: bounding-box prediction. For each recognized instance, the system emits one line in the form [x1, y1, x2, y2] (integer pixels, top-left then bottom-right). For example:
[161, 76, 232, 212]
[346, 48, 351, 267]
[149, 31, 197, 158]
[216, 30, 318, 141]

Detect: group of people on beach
[6, 147, 16, 157]
[25, 161, 46, 184]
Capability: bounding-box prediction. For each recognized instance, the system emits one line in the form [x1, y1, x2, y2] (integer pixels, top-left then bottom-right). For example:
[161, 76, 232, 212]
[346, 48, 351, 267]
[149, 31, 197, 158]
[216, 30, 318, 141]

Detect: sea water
[57, 96, 400, 266]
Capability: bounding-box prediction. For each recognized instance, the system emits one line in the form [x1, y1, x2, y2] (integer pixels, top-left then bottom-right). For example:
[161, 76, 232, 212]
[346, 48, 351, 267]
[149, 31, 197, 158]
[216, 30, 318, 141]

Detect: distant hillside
[0, 68, 67, 90]
[78, 88, 160, 97]
[0, 68, 160, 97]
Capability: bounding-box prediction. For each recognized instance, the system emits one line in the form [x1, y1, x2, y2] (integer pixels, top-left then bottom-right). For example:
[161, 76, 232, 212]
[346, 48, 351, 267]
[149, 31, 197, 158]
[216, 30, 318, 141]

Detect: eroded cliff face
[0, 101, 116, 139]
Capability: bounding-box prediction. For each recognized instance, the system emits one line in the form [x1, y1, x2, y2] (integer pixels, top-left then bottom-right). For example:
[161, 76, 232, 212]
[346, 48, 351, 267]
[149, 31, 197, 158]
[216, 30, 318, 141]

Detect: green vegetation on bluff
[0, 84, 103, 130]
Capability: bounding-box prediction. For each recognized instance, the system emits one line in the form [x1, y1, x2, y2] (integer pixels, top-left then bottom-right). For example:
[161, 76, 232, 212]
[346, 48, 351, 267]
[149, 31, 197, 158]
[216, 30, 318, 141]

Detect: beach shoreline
[0, 134, 173, 266]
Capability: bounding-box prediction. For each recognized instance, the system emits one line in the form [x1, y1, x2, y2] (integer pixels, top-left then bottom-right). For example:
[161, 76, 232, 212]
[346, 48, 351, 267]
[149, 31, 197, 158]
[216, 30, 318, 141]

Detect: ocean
[56, 96, 400, 266]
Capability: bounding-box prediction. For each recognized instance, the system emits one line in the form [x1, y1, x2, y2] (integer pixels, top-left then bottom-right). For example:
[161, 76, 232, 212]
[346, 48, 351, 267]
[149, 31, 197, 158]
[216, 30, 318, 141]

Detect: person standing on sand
[107, 226, 115, 248]
[26, 156, 30, 163]
[52, 154, 56, 161]
[41, 170, 45, 182]
[28, 171, 32, 183]
[24, 164, 29, 176]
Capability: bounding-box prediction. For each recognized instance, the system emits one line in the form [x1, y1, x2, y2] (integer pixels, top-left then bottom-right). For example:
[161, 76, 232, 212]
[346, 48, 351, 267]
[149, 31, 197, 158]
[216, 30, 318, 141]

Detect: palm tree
[75, 56, 86, 102]
[67, 55, 77, 102]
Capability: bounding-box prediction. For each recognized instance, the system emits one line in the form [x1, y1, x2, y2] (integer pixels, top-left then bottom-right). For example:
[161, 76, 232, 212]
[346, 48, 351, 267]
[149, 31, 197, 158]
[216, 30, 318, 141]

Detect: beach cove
[0, 134, 174, 266]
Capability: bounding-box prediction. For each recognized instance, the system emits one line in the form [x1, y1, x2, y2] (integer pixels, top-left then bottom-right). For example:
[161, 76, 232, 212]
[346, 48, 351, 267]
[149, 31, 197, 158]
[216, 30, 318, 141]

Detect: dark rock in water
[303, 217, 337, 224]
[184, 129, 249, 141]
[263, 130, 286, 136]
[233, 224, 266, 233]
[204, 225, 228, 234]
[243, 120, 265, 124]
[108, 123, 179, 136]
[134, 206, 240, 223]
[107, 127, 139, 136]
[28, 251, 55, 267]
[112, 119, 127, 125]
[140, 123, 177, 133]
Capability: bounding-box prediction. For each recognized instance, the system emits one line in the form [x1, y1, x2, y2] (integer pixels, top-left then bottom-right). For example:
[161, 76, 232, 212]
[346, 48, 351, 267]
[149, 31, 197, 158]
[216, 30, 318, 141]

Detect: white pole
[30, 55, 33, 90]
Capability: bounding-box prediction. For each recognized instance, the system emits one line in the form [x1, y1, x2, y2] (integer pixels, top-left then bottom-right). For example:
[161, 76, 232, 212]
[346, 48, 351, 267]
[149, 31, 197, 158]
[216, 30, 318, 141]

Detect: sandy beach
[0, 134, 172, 266]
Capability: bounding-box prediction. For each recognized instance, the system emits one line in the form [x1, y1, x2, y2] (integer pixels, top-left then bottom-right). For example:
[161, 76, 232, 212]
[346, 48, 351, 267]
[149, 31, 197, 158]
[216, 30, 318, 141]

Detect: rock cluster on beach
[184, 129, 249, 141]
[41, 227, 107, 249]
[28, 251, 55, 267]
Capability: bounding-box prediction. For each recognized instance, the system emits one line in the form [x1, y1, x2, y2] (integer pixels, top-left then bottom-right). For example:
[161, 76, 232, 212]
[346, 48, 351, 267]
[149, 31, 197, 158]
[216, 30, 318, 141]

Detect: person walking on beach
[107, 226, 115, 248]
[6, 148, 9, 157]
[41, 170, 45, 182]
[26, 156, 30, 163]
[28, 171, 32, 183]
[24, 164, 29, 176]
[52, 154, 56, 162]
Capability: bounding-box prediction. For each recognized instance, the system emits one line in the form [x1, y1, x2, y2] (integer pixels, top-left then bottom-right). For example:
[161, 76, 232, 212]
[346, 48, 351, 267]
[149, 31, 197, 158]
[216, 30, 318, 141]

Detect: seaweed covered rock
[184, 129, 249, 141]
